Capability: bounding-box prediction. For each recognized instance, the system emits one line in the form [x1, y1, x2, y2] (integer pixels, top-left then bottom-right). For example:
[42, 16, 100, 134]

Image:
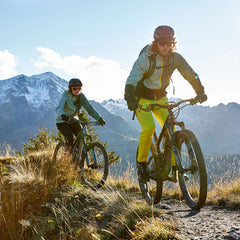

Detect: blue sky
[0, 0, 239, 106]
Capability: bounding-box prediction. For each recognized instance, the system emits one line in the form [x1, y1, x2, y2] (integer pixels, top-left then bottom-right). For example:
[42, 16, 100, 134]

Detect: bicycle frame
[72, 120, 97, 168]
[147, 108, 181, 155]
[136, 97, 207, 208]
[141, 98, 199, 178]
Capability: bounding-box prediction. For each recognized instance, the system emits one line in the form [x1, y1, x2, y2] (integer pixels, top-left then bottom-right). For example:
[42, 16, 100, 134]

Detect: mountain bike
[135, 97, 207, 210]
[53, 117, 109, 189]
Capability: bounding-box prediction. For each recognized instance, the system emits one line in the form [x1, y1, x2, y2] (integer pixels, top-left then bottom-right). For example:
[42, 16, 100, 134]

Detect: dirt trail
[158, 199, 240, 240]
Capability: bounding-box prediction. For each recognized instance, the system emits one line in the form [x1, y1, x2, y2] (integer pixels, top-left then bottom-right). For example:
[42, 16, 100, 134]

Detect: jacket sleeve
[56, 91, 67, 116]
[175, 53, 204, 94]
[125, 53, 150, 88]
[81, 94, 101, 120]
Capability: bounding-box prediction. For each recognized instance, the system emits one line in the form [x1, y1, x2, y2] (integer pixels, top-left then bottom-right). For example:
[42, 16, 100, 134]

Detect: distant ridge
[0, 72, 239, 160]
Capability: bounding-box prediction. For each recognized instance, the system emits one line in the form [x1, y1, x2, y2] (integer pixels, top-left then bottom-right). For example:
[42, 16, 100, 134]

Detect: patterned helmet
[68, 78, 82, 88]
[153, 25, 175, 40]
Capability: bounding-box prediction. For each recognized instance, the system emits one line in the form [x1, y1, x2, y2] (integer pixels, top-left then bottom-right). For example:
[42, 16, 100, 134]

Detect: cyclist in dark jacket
[124, 25, 207, 182]
[56, 78, 105, 151]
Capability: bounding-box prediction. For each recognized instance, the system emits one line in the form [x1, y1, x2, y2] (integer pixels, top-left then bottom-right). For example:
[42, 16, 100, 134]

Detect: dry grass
[0, 149, 180, 240]
[207, 179, 240, 208]
[106, 166, 140, 195]
[0, 149, 81, 239]
[0, 148, 239, 239]
[206, 160, 240, 208]
[131, 217, 177, 240]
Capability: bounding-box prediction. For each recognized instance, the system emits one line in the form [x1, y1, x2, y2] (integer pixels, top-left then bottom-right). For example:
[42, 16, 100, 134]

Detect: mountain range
[0, 72, 239, 169]
[101, 99, 240, 155]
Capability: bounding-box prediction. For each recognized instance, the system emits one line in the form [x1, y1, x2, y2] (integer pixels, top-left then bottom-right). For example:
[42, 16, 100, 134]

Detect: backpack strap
[135, 54, 156, 102]
[138, 45, 156, 82]
[143, 54, 156, 80]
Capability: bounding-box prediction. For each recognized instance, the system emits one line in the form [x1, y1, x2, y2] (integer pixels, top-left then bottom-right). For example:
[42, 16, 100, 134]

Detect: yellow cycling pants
[136, 97, 175, 165]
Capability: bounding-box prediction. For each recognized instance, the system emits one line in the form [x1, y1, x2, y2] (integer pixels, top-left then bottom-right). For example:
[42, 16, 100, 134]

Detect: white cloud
[0, 50, 18, 79]
[34, 47, 129, 101]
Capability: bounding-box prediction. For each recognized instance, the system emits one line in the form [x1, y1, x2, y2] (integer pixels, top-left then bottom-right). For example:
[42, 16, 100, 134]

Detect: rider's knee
[141, 125, 155, 136]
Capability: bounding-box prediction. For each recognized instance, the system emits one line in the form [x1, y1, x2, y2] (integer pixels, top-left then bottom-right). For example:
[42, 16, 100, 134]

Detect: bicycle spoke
[175, 130, 207, 210]
[81, 142, 108, 189]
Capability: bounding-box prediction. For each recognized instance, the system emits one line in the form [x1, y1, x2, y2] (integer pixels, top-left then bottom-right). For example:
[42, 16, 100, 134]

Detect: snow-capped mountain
[0, 72, 140, 165]
[0, 72, 68, 151]
[0, 72, 68, 110]
[101, 99, 141, 130]
[0, 72, 239, 158]
[101, 99, 128, 119]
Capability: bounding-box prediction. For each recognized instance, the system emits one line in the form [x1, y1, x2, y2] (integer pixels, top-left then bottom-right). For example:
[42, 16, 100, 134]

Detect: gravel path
[159, 199, 240, 240]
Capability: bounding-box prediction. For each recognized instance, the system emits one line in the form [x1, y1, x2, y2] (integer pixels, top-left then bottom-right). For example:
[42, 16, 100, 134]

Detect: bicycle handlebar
[79, 120, 99, 126]
[132, 96, 200, 119]
[146, 96, 199, 111]
[61, 114, 99, 126]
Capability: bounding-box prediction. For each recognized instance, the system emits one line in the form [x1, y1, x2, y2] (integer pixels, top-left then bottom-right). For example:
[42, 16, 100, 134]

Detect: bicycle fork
[172, 134, 198, 175]
[84, 148, 98, 169]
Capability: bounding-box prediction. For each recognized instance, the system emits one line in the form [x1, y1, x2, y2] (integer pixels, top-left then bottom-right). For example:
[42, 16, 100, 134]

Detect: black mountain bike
[135, 97, 207, 210]
[53, 117, 109, 189]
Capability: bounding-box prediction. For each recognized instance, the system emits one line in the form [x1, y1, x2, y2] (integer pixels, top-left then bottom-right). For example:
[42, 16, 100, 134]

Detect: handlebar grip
[190, 97, 199, 105]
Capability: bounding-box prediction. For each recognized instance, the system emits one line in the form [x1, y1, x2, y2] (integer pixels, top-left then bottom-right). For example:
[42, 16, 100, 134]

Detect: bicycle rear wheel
[81, 142, 109, 189]
[173, 129, 207, 210]
[136, 147, 163, 204]
[52, 141, 68, 162]
[138, 179, 163, 205]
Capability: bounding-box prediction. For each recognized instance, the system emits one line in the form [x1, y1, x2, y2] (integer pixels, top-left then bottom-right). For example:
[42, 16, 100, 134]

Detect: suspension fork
[83, 142, 98, 169]
[171, 128, 197, 174]
[166, 118, 184, 172]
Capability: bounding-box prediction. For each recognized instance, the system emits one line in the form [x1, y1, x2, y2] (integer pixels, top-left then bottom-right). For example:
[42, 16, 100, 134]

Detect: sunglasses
[72, 87, 81, 91]
[158, 41, 172, 47]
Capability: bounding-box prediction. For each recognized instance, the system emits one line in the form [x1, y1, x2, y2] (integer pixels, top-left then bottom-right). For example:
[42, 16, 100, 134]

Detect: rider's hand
[97, 118, 105, 126]
[124, 85, 138, 111]
[126, 97, 138, 111]
[61, 114, 70, 122]
[197, 91, 207, 103]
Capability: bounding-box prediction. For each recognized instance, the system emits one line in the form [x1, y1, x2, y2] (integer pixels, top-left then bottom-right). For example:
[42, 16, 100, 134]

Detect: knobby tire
[53, 142, 109, 190]
[52, 141, 66, 163]
[81, 142, 109, 189]
[173, 129, 207, 210]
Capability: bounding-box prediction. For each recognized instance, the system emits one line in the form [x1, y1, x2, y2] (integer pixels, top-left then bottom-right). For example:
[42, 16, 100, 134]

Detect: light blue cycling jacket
[56, 90, 101, 124]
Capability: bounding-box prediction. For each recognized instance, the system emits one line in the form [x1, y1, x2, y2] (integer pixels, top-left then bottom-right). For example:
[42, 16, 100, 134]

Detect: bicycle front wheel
[81, 142, 109, 189]
[173, 129, 207, 210]
[53, 141, 67, 162]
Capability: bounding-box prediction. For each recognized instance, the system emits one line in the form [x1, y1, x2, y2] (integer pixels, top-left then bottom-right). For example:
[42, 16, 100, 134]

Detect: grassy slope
[0, 150, 239, 240]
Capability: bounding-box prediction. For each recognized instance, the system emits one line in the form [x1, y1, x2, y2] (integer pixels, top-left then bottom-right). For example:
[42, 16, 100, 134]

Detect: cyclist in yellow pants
[124, 25, 207, 182]
[137, 97, 169, 163]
